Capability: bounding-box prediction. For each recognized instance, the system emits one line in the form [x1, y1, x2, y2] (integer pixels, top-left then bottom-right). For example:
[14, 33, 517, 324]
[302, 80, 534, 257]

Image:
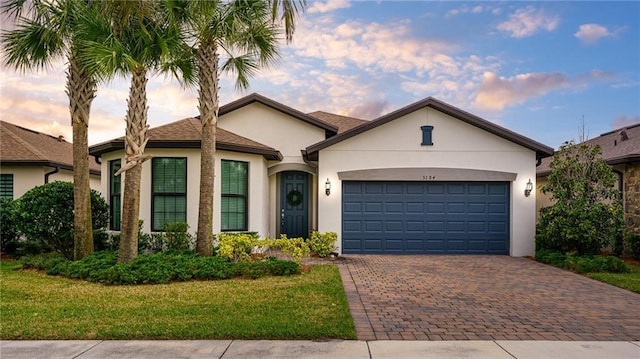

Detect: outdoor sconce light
[325, 178, 331, 196]
[524, 179, 533, 197]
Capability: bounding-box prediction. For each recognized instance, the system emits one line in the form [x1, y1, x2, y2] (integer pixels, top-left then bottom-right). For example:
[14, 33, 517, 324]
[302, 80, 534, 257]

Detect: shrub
[536, 141, 624, 255]
[0, 198, 20, 253]
[235, 257, 300, 279]
[12, 181, 109, 259]
[164, 222, 194, 251]
[271, 235, 310, 263]
[216, 232, 260, 262]
[625, 232, 640, 260]
[573, 255, 629, 274]
[535, 249, 629, 274]
[18, 250, 299, 284]
[308, 231, 337, 258]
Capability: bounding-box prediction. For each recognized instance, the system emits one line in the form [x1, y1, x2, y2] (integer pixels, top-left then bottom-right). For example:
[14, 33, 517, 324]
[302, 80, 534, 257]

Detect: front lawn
[0, 261, 356, 340]
[588, 263, 640, 294]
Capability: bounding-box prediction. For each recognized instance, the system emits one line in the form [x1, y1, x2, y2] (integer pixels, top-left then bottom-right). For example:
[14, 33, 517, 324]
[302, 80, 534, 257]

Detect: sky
[1, 1, 639, 149]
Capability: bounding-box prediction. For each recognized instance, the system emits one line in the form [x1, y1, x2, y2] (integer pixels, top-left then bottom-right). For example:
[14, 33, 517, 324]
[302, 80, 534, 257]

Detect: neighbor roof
[307, 111, 367, 134]
[537, 123, 640, 176]
[221, 93, 338, 136]
[305, 97, 554, 161]
[89, 117, 283, 161]
[0, 121, 101, 174]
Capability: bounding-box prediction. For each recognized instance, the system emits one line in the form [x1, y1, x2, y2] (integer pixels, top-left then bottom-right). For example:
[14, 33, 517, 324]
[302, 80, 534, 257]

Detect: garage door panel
[342, 181, 510, 254]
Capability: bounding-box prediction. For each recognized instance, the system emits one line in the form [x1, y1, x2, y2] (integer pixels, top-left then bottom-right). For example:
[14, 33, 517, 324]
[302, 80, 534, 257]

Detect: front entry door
[280, 171, 309, 238]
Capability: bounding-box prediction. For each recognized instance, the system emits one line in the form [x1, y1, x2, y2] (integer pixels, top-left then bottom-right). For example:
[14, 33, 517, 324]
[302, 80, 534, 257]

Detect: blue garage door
[342, 181, 510, 254]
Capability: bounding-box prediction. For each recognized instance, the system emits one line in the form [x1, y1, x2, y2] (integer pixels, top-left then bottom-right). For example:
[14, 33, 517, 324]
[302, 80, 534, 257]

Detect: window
[221, 160, 248, 231]
[0, 174, 13, 199]
[152, 157, 187, 231]
[109, 160, 122, 230]
[421, 125, 434, 146]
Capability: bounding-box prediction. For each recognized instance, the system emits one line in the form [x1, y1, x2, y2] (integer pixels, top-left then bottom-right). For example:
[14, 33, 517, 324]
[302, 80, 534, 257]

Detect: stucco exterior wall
[100, 149, 270, 237]
[0, 165, 101, 199]
[317, 107, 539, 257]
[217, 103, 326, 163]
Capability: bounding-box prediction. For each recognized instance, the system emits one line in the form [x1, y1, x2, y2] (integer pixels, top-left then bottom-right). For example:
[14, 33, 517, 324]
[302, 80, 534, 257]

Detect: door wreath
[286, 189, 303, 207]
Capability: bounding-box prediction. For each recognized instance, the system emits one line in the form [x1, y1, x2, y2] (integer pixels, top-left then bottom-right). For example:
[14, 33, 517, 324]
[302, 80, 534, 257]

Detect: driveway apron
[337, 255, 640, 341]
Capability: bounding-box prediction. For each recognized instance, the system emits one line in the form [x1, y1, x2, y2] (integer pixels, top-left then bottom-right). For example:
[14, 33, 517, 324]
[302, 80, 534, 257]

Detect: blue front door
[280, 171, 309, 238]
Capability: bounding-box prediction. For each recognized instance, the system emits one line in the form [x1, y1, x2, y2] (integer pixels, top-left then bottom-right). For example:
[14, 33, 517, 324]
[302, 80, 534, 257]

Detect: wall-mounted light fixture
[524, 179, 533, 197]
[325, 178, 331, 196]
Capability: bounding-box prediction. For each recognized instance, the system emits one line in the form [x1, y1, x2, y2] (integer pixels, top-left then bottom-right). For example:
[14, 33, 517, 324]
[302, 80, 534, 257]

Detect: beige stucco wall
[100, 149, 271, 237]
[217, 102, 326, 163]
[0, 165, 100, 199]
[317, 107, 539, 257]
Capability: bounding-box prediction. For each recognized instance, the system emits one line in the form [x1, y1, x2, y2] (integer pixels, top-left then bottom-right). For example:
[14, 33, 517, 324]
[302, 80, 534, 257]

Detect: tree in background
[2, 0, 100, 260]
[537, 141, 624, 255]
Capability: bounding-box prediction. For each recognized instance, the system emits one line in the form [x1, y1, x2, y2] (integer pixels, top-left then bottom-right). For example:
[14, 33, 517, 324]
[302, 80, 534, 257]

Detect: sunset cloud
[308, 0, 350, 14]
[475, 70, 615, 110]
[497, 6, 560, 38]
[574, 23, 617, 45]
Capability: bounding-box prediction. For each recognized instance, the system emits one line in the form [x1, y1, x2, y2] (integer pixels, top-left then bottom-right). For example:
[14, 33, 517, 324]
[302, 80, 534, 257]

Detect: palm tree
[77, 0, 194, 262]
[2, 0, 101, 260]
[166, 0, 304, 256]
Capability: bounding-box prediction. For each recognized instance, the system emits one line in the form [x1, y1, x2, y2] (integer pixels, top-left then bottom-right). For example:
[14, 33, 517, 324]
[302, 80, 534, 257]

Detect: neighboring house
[0, 121, 101, 200]
[536, 124, 640, 234]
[89, 93, 553, 257]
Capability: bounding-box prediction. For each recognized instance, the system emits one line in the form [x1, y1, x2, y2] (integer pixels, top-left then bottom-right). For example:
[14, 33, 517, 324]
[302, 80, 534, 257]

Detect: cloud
[476, 72, 569, 110]
[348, 100, 389, 120]
[497, 6, 559, 38]
[475, 70, 614, 110]
[611, 114, 640, 129]
[308, 0, 350, 14]
[574, 23, 616, 45]
[446, 4, 499, 18]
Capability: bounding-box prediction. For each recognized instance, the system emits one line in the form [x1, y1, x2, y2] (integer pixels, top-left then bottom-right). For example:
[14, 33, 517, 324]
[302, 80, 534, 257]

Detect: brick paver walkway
[336, 255, 640, 341]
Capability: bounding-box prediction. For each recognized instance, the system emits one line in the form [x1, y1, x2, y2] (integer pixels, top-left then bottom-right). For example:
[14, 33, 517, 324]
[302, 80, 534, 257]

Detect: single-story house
[89, 93, 554, 256]
[536, 123, 640, 234]
[0, 120, 101, 200]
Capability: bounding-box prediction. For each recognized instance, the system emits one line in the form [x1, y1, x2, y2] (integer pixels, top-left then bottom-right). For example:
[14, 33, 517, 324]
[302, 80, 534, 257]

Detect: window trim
[108, 159, 122, 230]
[221, 159, 249, 232]
[151, 157, 187, 232]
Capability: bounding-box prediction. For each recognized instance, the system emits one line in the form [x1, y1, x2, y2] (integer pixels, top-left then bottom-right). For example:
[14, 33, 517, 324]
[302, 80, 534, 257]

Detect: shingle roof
[537, 123, 640, 176]
[0, 121, 101, 174]
[305, 97, 554, 161]
[89, 117, 283, 161]
[307, 111, 367, 134]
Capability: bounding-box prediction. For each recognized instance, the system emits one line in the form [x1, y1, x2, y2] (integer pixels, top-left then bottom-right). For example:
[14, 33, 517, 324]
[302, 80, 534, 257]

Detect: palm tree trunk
[67, 52, 97, 261]
[118, 67, 151, 263]
[196, 41, 219, 256]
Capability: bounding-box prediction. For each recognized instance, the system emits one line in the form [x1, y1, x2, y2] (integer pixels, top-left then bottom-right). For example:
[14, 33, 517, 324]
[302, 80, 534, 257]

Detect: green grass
[0, 261, 356, 340]
[587, 263, 640, 294]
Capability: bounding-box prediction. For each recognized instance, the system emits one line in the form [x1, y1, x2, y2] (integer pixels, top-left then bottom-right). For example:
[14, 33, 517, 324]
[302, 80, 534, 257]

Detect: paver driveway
[337, 255, 640, 341]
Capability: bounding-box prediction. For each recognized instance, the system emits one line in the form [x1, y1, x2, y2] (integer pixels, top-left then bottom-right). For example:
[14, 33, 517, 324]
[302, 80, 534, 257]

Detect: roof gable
[221, 93, 338, 136]
[88, 117, 283, 161]
[537, 123, 640, 175]
[0, 121, 100, 174]
[305, 97, 554, 160]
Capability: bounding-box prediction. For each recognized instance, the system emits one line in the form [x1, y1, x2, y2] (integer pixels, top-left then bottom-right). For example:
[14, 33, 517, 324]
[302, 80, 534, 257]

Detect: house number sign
[422, 175, 437, 180]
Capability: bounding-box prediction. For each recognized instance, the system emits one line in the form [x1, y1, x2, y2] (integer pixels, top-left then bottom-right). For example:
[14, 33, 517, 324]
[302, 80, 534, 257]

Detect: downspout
[94, 156, 102, 165]
[44, 166, 59, 184]
[536, 158, 542, 167]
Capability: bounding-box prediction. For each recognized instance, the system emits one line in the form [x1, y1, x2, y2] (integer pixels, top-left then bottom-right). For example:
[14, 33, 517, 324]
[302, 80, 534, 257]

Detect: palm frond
[220, 54, 260, 91]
